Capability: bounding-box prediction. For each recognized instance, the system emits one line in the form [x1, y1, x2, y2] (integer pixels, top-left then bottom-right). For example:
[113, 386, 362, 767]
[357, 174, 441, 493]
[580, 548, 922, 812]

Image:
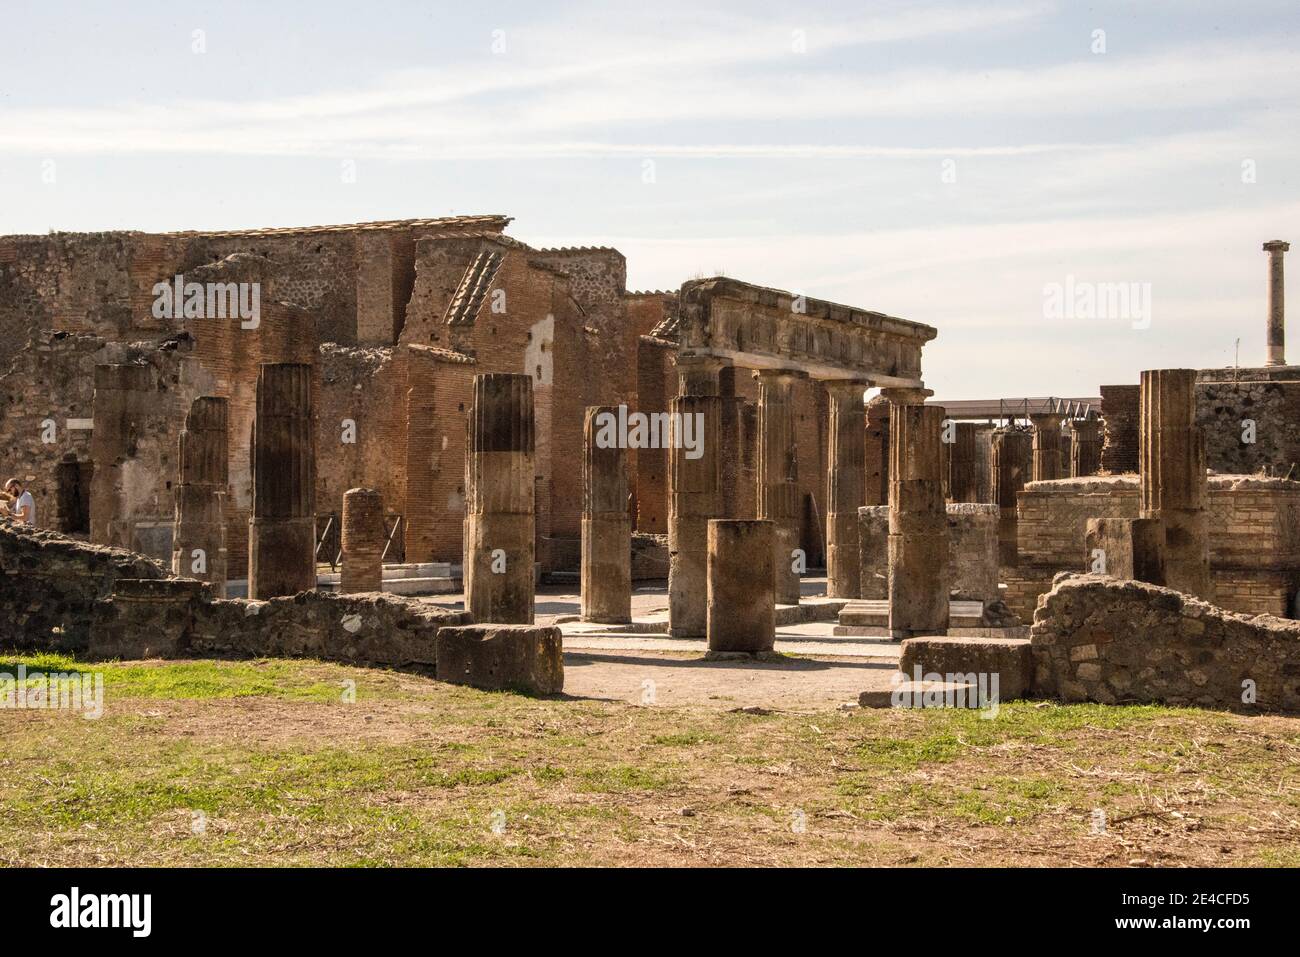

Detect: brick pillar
[1100, 384, 1140, 474]
[1140, 368, 1212, 600]
[89, 363, 153, 548]
[707, 519, 776, 654]
[668, 393, 722, 636]
[464, 373, 536, 624]
[756, 369, 804, 604]
[1264, 240, 1289, 366]
[825, 379, 868, 598]
[886, 396, 949, 639]
[341, 487, 384, 594]
[249, 363, 316, 600]
[1029, 412, 1064, 482]
[947, 421, 978, 502]
[581, 405, 631, 623]
[1071, 417, 1102, 477]
[172, 396, 229, 596]
[991, 428, 1032, 567]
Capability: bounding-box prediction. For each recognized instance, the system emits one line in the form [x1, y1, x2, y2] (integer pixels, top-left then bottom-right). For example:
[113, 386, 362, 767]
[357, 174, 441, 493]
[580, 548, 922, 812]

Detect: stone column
[464, 373, 536, 624]
[581, 405, 631, 623]
[991, 428, 1033, 567]
[248, 363, 316, 600]
[341, 487, 384, 594]
[946, 421, 979, 502]
[89, 363, 153, 548]
[1140, 368, 1212, 599]
[1264, 240, 1289, 366]
[1071, 417, 1102, 477]
[1029, 412, 1065, 481]
[825, 379, 869, 598]
[864, 397, 890, 506]
[756, 369, 804, 605]
[172, 396, 229, 596]
[886, 396, 949, 639]
[668, 393, 722, 636]
[707, 519, 775, 655]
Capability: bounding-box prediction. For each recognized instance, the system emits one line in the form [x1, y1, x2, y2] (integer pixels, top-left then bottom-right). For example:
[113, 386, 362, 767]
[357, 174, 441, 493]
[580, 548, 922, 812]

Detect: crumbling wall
[1031, 574, 1300, 711]
[0, 520, 170, 652]
[1196, 370, 1300, 476]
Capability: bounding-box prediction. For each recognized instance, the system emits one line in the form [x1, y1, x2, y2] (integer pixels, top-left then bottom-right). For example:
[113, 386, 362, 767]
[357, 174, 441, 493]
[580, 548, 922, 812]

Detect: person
[3, 478, 35, 525]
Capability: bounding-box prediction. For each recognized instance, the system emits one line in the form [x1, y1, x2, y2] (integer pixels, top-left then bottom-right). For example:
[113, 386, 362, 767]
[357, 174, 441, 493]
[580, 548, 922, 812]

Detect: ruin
[3, 215, 1300, 714]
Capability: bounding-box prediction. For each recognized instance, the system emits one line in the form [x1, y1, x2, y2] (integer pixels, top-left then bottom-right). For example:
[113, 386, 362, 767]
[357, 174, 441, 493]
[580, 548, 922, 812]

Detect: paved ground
[419, 577, 904, 708]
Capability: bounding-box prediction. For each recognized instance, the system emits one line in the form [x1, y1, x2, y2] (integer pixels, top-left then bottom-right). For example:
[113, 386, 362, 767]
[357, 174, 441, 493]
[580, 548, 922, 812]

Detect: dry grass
[2, 653, 1299, 866]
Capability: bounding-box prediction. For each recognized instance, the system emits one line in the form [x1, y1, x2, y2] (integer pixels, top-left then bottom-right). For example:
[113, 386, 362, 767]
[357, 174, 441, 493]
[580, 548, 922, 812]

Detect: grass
[1, 651, 1298, 867]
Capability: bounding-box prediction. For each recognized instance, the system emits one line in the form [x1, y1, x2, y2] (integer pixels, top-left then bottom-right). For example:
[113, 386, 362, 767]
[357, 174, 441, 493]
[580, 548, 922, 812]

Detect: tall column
[1140, 369, 1212, 599]
[707, 519, 775, 654]
[581, 405, 631, 623]
[89, 363, 153, 548]
[864, 397, 890, 505]
[1029, 412, 1064, 481]
[825, 379, 869, 598]
[756, 369, 804, 605]
[341, 487, 384, 594]
[172, 396, 229, 595]
[991, 428, 1032, 567]
[886, 398, 949, 639]
[249, 362, 316, 600]
[946, 421, 979, 502]
[1071, 417, 1102, 477]
[1264, 240, 1289, 366]
[668, 393, 722, 636]
[464, 373, 536, 624]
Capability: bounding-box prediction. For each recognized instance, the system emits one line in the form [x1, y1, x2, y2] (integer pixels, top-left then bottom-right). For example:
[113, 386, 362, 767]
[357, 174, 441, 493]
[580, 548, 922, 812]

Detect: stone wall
[859, 502, 999, 604]
[0, 519, 170, 653]
[1031, 574, 1300, 711]
[1195, 368, 1300, 476]
[1005, 475, 1300, 619]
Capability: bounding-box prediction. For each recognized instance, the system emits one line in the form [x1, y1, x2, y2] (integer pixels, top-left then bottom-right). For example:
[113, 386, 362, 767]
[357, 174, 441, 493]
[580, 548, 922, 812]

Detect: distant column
[464, 373, 536, 624]
[172, 396, 229, 596]
[1029, 412, 1065, 482]
[886, 395, 949, 639]
[249, 362, 316, 600]
[1264, 240, 1289, 366]
[825, 379, 869, 598]
[1140, 369, 1212, 600]
[991, 428, 1033, 567]
[707, 519, 776, 654]
[581, 405, 631, 623]
[89, 363, 153, 548]
[756, 369, 804, 605]
[947, 421, 979, 502]
[341, 487, 384, 594]
[1071, 417, 1102, 477]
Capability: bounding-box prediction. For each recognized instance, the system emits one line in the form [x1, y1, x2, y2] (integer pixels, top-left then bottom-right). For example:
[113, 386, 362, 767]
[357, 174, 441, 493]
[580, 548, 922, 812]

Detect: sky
[1, 0, 1297, 399]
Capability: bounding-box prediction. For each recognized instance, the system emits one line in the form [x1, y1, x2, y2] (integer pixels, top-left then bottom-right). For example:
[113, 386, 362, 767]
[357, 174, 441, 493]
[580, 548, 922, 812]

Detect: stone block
[898, 635, 1034, 700]
[435, 624, 564, 694]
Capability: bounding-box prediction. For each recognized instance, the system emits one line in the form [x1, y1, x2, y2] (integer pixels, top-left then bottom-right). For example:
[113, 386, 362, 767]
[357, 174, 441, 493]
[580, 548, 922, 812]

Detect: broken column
[581, 405, 631, 624]
[1029, 412, 1064, 482]
[886, 394, 949, 639]
[825, 379, 868, 598]
[668, 393, 722, 636]
[1140, 368, 1212, 599]
[249, 362, 316, 600]
[1086, 517, 1166, 585]
[464, 373, 536, 624]
[707, 519, 775, 654]
[340, 487, 384, 594]
[1264, 240, 1289, 366]
[1070, 417, 1102, 478]
[172, 395, 229, 596]
[89, 363, 154, 549]
[946, 420, 979, 503]
[756, 369, 804, 605]
[991, 427, 1032, 567]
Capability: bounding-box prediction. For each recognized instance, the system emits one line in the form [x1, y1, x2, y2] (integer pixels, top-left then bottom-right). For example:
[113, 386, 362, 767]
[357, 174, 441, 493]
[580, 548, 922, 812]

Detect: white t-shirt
[11, 490, 35, 525]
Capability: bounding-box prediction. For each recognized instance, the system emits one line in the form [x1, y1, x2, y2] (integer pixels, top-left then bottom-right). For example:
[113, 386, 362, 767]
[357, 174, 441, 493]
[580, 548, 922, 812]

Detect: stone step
[898, 635, 1034, 699]
[858, 680, 982, 709]
[558, 598, 847, 634]
[838, 599, 984, 628]
[317, 561, 458, 585]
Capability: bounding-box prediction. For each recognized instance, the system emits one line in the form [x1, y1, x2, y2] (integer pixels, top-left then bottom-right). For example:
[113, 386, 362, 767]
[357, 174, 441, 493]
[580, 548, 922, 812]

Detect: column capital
[1263, 240, 1290, 254]
[823, 377, 873, 397]
[879, 386, 932, 405]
